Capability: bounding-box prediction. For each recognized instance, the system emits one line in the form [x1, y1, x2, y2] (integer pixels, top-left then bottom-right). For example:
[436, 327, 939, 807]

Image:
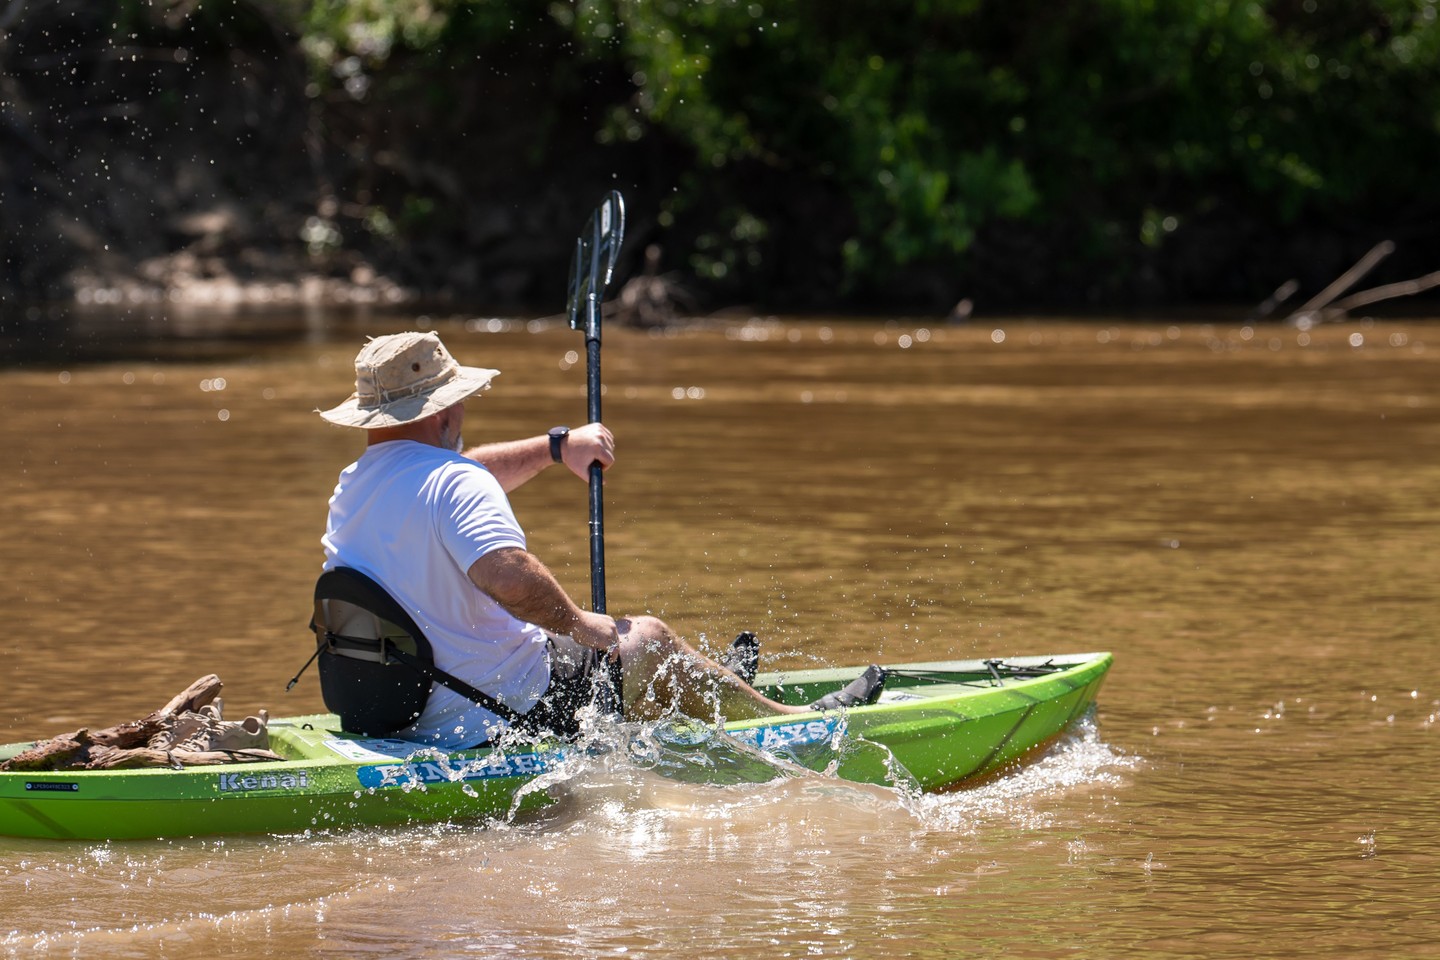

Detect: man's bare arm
[464, 423, 615, 492]
[463, 437, 551, 491]
[467, 547, 616, 651]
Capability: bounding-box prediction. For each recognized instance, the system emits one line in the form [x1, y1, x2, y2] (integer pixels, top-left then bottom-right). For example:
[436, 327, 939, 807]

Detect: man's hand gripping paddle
[566, 191, 625, 616]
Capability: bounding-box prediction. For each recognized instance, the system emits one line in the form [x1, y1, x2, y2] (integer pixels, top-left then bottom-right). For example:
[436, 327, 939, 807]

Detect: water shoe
[808, 664, 887, 711]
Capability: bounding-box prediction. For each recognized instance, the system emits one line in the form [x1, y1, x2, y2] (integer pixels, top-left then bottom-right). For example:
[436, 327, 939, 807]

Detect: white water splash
[498, 710, 1134, 845]
[903, 715, 1138, 833]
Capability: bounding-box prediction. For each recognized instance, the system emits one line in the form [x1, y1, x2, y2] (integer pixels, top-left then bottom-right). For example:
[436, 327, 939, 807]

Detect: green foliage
[29, 0, 1439, 306]
[570, 0, 1050, 291]
[562, 0, 1440, 299]
[292, 0, 453, 77]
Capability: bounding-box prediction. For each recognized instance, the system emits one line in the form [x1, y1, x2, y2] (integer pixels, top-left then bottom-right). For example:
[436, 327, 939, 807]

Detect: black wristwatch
[548, 426, 570, 463]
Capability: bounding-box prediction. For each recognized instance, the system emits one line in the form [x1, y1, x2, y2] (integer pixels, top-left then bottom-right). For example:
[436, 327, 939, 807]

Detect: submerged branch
[1286, 241, 1395, 327]
[1252, 278, 1300, 321]
[1322, 270, 1440, 320]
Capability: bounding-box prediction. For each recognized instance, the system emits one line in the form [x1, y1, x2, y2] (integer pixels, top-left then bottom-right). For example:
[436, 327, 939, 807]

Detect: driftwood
[1288, 240, 1395, 323]
[1279, 241, 1440, 326]
[1251, 279, 1299, 321]
[1326, 269, 1440, 316]
[1286, 241, 1394, 327]
[1, 734, 90, 771]
[0, 675, 282, 771]
[158, 673, 225, 715]
[82, 746, 283, 770]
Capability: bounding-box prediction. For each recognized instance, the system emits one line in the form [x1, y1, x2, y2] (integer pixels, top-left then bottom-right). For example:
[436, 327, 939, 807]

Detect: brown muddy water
[1, 313, 1437, 958]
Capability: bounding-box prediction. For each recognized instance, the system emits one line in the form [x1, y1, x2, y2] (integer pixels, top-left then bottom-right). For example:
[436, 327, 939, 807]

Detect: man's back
[322, 439, 551, 747]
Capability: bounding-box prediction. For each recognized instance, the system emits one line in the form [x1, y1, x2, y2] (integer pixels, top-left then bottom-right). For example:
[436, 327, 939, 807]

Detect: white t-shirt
[321, 440, 551, 748]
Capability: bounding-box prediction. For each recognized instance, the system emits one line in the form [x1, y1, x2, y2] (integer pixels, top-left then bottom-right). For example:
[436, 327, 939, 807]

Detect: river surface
[1, 313, 1437, 958]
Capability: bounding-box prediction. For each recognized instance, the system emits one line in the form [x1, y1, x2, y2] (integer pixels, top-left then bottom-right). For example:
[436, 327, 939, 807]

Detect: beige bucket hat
[319, 331, 499, 428]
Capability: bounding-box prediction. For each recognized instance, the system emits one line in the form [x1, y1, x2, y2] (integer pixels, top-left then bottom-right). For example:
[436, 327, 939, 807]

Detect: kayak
[0, 652, 1111, 841]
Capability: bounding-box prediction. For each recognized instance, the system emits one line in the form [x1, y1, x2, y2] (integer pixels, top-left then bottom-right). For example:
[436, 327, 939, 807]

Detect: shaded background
[3, 0, 1439, 319]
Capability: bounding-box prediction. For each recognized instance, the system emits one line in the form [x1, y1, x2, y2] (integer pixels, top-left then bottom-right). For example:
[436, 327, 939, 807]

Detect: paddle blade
[567, 191, 626, 331]
[566, 235, 586, 329]
[595, 190, 625, 289]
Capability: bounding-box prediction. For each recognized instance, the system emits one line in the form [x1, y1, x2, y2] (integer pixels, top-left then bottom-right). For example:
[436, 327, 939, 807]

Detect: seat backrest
[312, 567, 434, 736]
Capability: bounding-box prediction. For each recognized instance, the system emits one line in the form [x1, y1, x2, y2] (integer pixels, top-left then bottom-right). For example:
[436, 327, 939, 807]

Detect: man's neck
[367, 423, 439, 447]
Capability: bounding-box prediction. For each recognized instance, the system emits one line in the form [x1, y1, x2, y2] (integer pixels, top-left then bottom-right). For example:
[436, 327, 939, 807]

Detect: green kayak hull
[0, 652, 1111, 840]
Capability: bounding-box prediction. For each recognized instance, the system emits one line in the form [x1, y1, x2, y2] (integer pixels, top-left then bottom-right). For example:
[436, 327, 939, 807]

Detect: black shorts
[510, 635, 623, 738]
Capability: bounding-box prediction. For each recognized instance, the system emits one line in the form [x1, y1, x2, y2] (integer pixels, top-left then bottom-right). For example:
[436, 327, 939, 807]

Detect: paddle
[565, 191, 626, 615]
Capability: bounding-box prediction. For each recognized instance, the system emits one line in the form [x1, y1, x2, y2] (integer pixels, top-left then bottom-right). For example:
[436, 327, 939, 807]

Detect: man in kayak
[318, 331, 884, 749]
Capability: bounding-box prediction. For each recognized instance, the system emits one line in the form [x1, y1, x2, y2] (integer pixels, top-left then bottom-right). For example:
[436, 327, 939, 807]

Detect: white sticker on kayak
[323, 737, 436, 762]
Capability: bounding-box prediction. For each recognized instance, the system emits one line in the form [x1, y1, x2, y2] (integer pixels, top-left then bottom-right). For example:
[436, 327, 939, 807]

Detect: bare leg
[613, 616, 807, 721]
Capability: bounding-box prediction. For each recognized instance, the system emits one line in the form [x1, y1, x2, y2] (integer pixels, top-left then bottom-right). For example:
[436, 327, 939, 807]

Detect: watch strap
[548, 426, 570, 463]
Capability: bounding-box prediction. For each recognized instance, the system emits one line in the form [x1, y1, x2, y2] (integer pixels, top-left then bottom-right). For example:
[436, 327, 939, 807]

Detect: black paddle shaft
[584, 319, 606, 614]
[566, 192, 625, 615]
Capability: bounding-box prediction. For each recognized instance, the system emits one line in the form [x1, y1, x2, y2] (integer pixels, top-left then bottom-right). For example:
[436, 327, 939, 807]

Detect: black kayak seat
[311, 567, 434, 736]
[310, 567, 530, 737]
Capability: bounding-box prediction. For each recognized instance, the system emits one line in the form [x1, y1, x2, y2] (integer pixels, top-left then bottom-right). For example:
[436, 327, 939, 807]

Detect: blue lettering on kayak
[731, 718, 844, 752]
[217, 770, 311, 792]
[353, 721, 840, 792]
[357, 750, 566, 790]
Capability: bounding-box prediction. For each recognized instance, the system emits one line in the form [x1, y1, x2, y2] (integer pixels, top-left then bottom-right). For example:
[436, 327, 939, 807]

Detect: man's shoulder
[366, 440, 485, 472]
[427, 450, 503, 496]
[352, 442, 498, 494]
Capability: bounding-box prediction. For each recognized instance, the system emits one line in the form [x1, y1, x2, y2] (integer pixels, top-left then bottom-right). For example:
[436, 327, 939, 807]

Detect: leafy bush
[568, 0, 1440, 303]
[5, 0, 1438, 308]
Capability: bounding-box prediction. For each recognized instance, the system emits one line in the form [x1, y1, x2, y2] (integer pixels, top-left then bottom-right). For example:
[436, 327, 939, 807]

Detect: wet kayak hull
[0, 652, 1111, 840]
